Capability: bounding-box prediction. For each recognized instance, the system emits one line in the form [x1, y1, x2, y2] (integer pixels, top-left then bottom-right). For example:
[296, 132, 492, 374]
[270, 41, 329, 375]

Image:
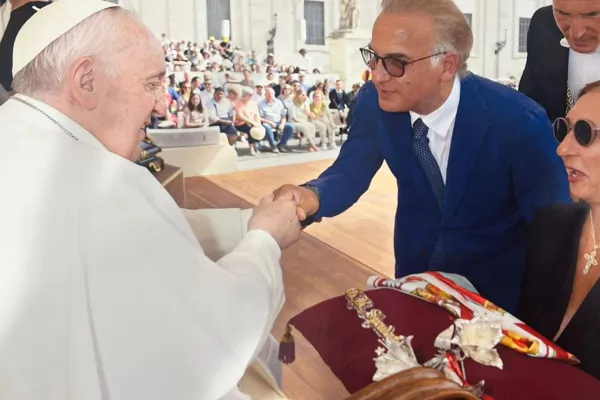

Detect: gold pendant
[584, 245, 600, 275]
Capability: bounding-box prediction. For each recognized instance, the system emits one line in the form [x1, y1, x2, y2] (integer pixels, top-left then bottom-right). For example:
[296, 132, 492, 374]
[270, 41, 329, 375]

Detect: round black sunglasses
[553, 117, 600, 147]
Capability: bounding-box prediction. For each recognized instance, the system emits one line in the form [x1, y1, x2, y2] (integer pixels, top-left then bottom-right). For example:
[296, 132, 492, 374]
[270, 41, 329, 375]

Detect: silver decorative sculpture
[346, 288, 501, 397]
[373, 336, 421, 381]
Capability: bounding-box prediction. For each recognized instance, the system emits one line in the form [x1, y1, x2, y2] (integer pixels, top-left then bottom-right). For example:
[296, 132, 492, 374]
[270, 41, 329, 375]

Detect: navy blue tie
[412, 118, 445, 269]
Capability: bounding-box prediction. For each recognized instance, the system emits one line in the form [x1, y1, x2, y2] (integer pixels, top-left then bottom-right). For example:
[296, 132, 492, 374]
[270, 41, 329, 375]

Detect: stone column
[326, 29, 370, 84]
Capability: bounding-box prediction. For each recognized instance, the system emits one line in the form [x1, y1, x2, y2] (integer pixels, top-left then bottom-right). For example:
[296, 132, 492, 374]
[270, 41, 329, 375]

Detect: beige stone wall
[0, 0, 556, 81]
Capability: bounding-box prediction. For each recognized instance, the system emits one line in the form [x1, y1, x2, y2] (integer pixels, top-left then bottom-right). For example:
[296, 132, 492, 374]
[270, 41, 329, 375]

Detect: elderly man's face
[265, 89, 274, 101]
[94, 21, 165, 161]
[557, 88, 600, 202]
[369, 12, 450, 113]
[554, 0, 600, 53]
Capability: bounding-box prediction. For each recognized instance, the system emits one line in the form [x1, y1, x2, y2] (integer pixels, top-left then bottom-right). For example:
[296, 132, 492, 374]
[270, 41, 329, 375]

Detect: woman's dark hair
[187, 93, 204, 113]
[0, 0, 8, 6]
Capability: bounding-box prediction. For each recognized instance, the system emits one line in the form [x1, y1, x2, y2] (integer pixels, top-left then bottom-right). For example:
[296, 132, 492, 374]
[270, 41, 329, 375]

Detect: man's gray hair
[381, 0, 473, 77]
[12, 7, 135, 97]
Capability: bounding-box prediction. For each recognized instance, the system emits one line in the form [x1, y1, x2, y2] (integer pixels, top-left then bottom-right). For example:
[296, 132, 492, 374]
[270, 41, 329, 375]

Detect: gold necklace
[584, 211, 600, 274]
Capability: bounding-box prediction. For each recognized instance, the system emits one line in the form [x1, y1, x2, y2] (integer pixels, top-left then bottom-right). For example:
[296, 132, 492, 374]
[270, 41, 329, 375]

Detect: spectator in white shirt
[297, 48, 313, 72]
[258, 88, 295, 152]
[208, 87, 238, 146]
[298, 72, 310, 92]
[190, 77, 201, 95]
[252, 84, 265, 104]
[200, 79, 215, 105]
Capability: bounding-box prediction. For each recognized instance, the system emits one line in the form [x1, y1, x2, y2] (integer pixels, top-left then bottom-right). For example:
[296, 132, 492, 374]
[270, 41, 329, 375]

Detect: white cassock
[0, 94, 285, 400]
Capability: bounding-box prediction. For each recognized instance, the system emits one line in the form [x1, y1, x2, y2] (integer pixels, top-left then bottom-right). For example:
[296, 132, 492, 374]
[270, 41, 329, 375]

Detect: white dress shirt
[560, 38, 600, 101]
[253, 92, 265, 104]
[409, 75, 461, 183]
[200, 88, 215, 105]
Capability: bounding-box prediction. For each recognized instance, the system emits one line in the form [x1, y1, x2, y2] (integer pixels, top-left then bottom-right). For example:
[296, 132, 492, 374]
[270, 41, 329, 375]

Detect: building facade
[1, 0, 555, 81]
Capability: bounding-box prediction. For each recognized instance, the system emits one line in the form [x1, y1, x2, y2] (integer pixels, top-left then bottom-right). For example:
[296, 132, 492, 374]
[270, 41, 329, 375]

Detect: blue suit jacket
[306, 74, 571, 313]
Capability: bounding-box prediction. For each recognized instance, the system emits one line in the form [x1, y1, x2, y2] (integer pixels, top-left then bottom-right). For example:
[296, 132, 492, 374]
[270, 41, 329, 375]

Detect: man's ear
[441, 53, 460, 82]
[69, 57, 98, 110]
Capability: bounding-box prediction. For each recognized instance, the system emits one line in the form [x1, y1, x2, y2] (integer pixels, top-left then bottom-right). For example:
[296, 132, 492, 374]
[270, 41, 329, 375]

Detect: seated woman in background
[309, 90, 337, 150]
[177, 81, 193, 110]
[183, 93, 209, 128]
[287, 90, 319, 152]
[518, 80, 600, 380]
[233, 85, 262, 156]
[278, 84, 294, 109]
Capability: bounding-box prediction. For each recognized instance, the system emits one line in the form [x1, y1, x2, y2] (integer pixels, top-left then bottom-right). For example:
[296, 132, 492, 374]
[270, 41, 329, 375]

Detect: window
[518, 17, 531, 53]
[463, 13, 472, 27]
[207, 0, 231, 39]
[304, 1, 325, 45]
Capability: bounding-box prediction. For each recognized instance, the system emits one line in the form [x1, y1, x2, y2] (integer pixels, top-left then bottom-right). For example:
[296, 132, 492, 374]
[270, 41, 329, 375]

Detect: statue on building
[266, 13, 277, 55]
[339, 0, 359, 31]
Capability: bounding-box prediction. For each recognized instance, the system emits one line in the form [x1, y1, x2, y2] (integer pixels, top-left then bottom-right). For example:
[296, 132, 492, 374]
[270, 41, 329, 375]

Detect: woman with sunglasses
[519, 80, 600, 380]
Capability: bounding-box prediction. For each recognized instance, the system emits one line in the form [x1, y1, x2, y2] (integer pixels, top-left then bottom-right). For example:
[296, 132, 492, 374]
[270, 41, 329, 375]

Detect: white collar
[409, 75, 461, 138]
[560, 38, 600, 53]
[12, 94, 107, 150]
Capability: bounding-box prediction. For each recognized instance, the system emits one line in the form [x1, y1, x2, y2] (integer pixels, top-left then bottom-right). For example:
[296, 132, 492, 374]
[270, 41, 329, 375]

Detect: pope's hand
[248, 193, 301, 249]
[272, 184, 319, 221]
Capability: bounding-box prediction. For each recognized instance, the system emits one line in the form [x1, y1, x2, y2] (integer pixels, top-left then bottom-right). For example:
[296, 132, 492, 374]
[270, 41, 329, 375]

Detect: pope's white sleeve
[181, 207, 284, 365]
[82, 197, 284, 400]
[181, 208, 251, 261]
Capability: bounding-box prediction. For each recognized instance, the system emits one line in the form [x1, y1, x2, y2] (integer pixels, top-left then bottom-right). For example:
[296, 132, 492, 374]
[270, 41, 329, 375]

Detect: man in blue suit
[273, 0, 571, 313]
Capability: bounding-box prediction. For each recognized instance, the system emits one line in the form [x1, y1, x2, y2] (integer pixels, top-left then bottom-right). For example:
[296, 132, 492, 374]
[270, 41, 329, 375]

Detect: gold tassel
[278, 324, 295, 364]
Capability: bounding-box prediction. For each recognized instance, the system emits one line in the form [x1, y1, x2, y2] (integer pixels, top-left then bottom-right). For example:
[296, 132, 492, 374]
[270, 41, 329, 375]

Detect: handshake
[248, 184, 321, 249]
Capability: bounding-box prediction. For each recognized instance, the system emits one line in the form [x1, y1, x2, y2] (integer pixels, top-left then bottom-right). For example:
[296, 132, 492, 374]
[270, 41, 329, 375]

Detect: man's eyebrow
[555, 8, 600, 16]
[367, 45, 408, 58]
[386, 52, 409, 58]
[582, 10, 600, 16]
[146, 70, 165, 80]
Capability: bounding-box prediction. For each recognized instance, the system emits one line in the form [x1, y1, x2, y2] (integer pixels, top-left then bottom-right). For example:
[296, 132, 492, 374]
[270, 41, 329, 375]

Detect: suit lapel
[544, 32, 570, 109]
[445, 76, 490, 218]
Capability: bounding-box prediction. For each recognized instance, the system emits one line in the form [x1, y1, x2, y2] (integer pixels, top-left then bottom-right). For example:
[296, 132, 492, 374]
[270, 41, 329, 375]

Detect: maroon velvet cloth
[289, 288, 600, 399]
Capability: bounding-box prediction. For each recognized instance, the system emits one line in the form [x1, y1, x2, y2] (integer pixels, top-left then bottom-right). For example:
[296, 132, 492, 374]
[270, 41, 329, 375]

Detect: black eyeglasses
[553, 117, 600, 146]
[359, 47, 447, 78]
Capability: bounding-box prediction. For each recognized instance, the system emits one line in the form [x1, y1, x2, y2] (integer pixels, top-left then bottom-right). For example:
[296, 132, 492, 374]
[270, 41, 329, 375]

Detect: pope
[0, 1, 301, 399]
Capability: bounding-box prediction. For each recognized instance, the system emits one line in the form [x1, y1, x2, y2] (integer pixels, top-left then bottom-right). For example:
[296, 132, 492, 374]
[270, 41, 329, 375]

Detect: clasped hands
[248, 184, 320, 249]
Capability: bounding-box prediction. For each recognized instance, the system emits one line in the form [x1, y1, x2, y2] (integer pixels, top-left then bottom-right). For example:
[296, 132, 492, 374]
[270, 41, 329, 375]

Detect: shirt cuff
[244, 229, 282, 262]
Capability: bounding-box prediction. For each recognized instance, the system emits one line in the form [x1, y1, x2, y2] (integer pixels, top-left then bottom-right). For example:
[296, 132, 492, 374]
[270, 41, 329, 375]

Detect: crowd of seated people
[150, 35, 364, 156]
[161, 34, 321, 76]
